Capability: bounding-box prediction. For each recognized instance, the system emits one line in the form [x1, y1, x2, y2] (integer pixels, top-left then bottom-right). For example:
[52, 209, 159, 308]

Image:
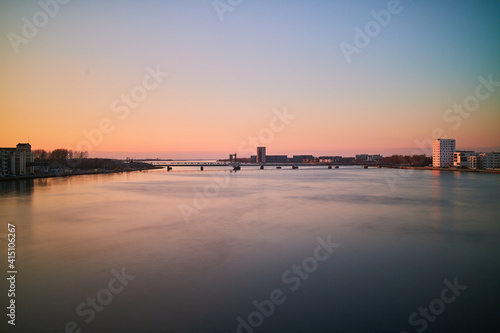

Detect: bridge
[146, 161, 362, 171]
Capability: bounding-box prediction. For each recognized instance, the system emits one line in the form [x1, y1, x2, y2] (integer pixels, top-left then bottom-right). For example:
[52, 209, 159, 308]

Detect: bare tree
[33, 149, 48, 160]
[50, 149, 69, 160]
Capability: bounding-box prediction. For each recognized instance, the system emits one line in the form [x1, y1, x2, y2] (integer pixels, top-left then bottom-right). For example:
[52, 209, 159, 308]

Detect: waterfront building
[469, 155, 479, 169]
[356, 154, 369, 161]
[0, 149, 14, 176]
[265, 155, 288, 163]
[257, 147, 266, 163]
[0, 143, 34, 176]
[432, 139, 456, 167]
[472, 152, 500, 169]
[355, 154, 383, 162]
[319, 156, 342, 163]
[292, 155, 315, 163]
[453, 151, 476, 168]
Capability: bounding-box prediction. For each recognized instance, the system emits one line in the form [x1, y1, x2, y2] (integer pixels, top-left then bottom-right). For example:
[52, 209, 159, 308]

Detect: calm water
[1, 167, 499, 332]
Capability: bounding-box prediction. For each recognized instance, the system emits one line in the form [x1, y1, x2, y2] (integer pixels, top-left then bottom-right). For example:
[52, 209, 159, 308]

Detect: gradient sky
[1, 0, 499, 158]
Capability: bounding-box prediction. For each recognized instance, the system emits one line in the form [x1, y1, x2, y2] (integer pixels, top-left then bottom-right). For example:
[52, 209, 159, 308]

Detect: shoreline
[380, 165, 500, 174]
[2, 165, 499, 182]
[0, 167, 161, 182]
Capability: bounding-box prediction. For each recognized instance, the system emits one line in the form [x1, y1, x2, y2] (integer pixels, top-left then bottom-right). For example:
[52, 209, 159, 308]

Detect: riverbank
[380, 165, 500, 174]
[0, 167, 161, 182]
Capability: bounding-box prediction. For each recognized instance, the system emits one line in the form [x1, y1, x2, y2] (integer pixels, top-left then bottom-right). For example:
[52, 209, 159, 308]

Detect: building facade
[355, 154, 383, 162]
[319, 156, 342, 163]
[265, 155, 288, 163]
[474, 152, 500, 169]
[292, 155, 315, 163]
[257, 147, 266, 163]
[453, 151, 476, 168]
[432, 139, 456, 167]
[0, 143, 34, 176]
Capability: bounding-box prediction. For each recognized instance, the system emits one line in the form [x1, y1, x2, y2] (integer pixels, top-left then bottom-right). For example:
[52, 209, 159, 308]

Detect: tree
[50, 149, 69, 160]
[33, 149, 48, 160]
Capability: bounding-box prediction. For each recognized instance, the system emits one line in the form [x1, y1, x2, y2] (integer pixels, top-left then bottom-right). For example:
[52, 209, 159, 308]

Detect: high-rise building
[432, 139, 456, 167]
[257, 147, 266, 163]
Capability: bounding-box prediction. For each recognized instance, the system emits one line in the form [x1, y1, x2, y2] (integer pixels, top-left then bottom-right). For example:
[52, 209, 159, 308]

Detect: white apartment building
[432, 139, 456, 167]
[470, 152, 500, 169]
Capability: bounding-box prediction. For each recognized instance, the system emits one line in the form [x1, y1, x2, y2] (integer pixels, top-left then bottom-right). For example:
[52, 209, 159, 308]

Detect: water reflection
[1, 168, 499, 332]
[0, 179, 34, 197]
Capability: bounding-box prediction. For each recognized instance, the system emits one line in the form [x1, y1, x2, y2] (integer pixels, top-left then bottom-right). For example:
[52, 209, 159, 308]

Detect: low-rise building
[292, 155, 315, 163]
[265, 155, 288, 163]
[453, 151, 476, 168]
[476, 152, 500, 169]
[355, 154, 383, 162]
[319, 156, 342, 163]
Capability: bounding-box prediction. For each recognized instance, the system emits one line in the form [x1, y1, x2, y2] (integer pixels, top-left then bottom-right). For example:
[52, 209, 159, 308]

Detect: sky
[1, 0, 499, 159]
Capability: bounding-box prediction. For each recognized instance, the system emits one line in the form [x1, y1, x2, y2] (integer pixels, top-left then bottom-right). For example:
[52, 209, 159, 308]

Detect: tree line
[379, 154, 432, 166]
[33, 149, 89, 160]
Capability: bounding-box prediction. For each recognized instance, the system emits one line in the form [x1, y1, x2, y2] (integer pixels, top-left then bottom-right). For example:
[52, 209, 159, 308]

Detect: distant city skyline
[1, 1, 499, 159]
